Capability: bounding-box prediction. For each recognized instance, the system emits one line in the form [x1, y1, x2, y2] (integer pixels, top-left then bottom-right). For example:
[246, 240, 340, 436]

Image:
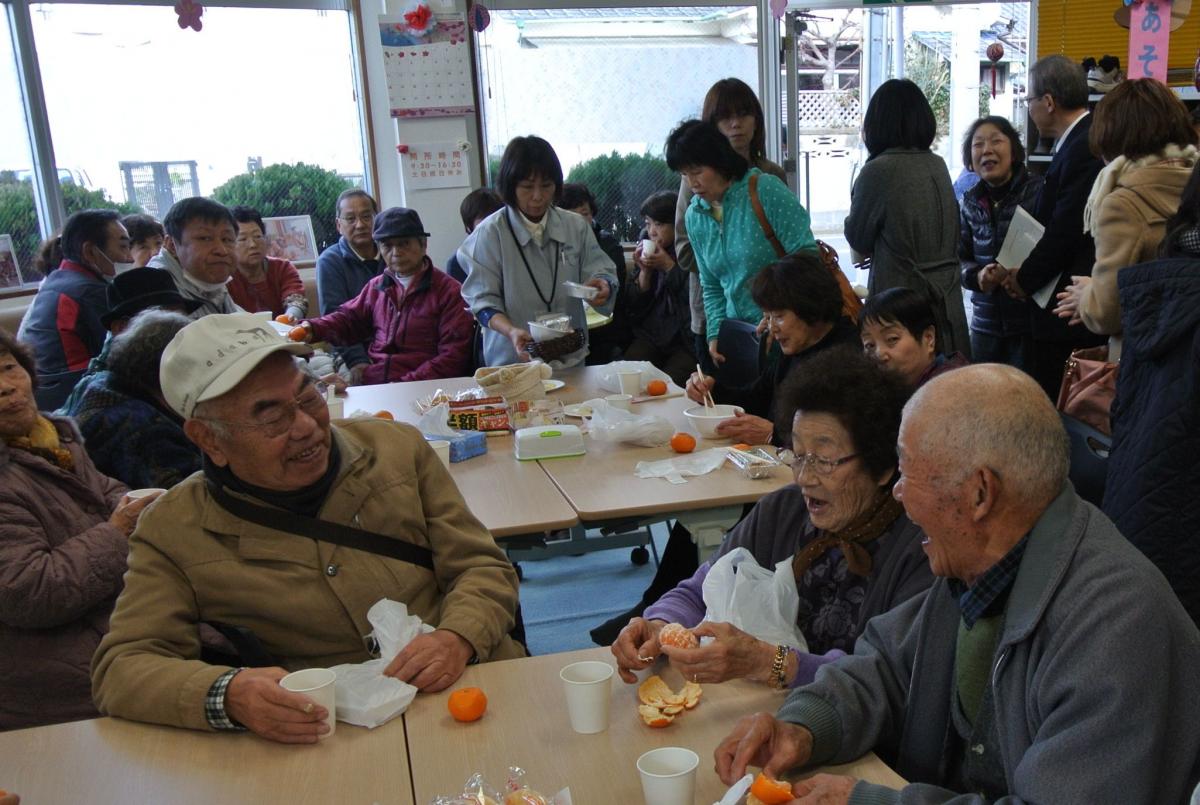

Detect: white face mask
[97, 250, 135, 276]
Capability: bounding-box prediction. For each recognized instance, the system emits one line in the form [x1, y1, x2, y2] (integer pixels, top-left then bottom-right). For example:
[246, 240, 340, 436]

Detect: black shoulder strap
[206, 481, 435, 571]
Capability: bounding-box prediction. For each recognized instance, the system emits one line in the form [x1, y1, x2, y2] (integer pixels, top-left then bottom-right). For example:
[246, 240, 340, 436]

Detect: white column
[948, 4, 982, 174]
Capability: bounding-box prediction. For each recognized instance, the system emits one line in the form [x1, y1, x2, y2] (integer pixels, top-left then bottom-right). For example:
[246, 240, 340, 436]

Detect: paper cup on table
[637, 746, 699, 805]
[280, 668, 337, 738]
[617, 369, 642, 396]
[605, 394, 633, 412]
[559, 660, 613, 734]
[126, 488, 167, 500]
[428, 439, 451, 468]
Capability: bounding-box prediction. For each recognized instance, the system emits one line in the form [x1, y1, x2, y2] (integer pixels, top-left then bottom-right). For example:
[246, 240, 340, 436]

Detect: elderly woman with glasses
[612, 347, 933, 689]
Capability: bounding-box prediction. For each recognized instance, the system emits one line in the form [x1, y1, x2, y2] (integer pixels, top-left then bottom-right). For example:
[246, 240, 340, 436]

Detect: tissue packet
[424, 431, 487, 463]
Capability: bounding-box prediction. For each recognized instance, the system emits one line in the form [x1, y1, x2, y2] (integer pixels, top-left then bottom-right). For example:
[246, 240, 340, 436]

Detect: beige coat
[1080, 161, 1193, 338]
[92, 418, 522, 731]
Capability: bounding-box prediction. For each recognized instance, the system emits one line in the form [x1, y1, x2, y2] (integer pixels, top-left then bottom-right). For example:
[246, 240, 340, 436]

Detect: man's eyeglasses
[339, 213, 375, 226]
[776, 448, 858, 476]
[200, 384, 327, 438]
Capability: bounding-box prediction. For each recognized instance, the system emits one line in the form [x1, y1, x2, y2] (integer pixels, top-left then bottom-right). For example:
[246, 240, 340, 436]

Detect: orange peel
[749, 773, 794, 805]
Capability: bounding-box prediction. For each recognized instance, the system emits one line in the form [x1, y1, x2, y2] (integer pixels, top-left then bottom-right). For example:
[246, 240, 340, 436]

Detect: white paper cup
[280, 668, 337, 738]
[637, 746, 699, 805]
[125, 488, 167, 500]
[617, 369, 642, 396]
[559, 660, 613, 734]
[641, 238, 657, 257]
[429, 439, 451, 467]
[605, 394, 633, 412]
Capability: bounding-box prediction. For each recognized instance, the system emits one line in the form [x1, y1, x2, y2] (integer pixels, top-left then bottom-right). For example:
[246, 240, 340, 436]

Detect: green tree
[212, 162, 352, 252]
[0, 173, 139, 283]
[566, 152, 678, 242]
[904, 44, 993, 138]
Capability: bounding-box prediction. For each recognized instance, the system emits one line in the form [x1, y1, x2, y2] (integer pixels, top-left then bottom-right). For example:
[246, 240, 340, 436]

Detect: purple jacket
[645, 484, 932, 688]
[0, 417, 128, 730]
[307, 259, 474, 384]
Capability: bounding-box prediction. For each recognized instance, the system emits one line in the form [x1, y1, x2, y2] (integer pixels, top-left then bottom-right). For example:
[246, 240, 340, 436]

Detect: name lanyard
[505, 210, 559, 313]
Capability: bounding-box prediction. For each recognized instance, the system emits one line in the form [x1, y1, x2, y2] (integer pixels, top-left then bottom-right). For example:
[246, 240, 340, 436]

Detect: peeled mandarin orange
[659, 622, 699, 649]
[447, 686, 487, 722]
[646, 379, 668, 396]
[733, 443, 752, 451]
[373, 410, 395, 420]
[670, 432, 696, 453]
[749, 773, 794, 805]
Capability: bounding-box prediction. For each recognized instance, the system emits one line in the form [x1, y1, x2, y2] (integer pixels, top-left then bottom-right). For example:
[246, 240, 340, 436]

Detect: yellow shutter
[1037, 0, 1200, 82]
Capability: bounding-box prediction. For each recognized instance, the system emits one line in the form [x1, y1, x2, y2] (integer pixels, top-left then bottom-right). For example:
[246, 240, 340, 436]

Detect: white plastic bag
[328, 598, 435, 728]
[586, 398, 673, 447]
[634, 447, 730, 485]
[596, 360, 672, 394]
[418, 402, 455, 437]
[701, 548, 808, 651]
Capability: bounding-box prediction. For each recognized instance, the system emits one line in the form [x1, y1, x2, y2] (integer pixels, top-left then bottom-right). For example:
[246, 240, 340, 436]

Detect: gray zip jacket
[778, 485, 1200, 805]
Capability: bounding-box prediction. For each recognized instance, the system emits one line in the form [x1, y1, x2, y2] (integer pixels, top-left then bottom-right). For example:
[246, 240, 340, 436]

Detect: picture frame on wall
[262, 216, 319, 264]
[0, 235, 23, 289]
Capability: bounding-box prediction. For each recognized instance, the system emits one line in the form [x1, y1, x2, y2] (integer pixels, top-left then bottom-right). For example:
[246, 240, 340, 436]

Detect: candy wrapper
[724, 446, 782, 480]
[432, 766, 572, 805]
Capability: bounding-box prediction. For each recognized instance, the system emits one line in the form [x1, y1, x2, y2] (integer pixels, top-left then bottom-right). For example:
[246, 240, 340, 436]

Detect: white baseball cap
[160, 313, 314, 418]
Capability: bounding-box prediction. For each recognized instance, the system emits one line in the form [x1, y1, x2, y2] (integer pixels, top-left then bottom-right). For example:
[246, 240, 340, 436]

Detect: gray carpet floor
[517, 523, 669, 656]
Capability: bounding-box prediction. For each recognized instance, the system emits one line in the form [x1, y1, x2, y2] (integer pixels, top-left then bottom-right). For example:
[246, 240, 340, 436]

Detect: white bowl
[682, 404, 743, 438]
[562, 281, 599, 300]
[528, 320, 570, 342]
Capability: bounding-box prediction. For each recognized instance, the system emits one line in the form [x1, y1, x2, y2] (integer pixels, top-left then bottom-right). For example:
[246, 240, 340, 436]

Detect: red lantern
[986, 42, 1005, 99]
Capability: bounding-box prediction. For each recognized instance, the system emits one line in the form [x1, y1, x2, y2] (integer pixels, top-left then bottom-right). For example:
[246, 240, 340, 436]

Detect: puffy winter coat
[1103, 256, 1200, 626]
[959, 167, 1043, 337]
[307, 259, 473, 384]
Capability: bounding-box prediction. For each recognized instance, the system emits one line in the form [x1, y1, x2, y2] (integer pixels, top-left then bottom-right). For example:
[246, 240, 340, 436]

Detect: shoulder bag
[748, 172, 863, 322]
[1056, 346, 1117, 436]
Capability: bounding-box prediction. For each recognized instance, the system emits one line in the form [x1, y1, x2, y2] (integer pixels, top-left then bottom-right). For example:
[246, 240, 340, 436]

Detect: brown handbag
[1056, 345, 1118, 435]
[748, 173, 863, 322]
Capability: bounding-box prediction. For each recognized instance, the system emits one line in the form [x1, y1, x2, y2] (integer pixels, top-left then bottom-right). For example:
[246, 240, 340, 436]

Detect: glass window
[476, 6, 758, 241]
[30, 4, 367, 257]
[0, 11, 39, 288]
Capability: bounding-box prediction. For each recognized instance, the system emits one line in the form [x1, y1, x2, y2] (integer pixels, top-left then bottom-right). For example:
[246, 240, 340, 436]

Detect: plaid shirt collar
[949, 535, 1029, 629]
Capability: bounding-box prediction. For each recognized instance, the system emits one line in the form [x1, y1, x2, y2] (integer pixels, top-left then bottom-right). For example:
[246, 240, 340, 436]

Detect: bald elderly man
[714, 365, 1200, 804]
[92, 313, 522, 743]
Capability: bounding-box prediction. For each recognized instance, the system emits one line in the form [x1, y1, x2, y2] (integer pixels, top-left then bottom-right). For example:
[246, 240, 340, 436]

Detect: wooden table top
[403, 646, 905, 804]
[533, 367, 792, 521]
[344, 378, 579, 538]
[343, 366, 791, 530]
[0, 714, 414, 805]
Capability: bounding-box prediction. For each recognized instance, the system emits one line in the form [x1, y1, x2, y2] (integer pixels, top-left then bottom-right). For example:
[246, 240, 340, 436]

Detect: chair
[1061, 412, 1110, 507]
[716, 318, 760, 388]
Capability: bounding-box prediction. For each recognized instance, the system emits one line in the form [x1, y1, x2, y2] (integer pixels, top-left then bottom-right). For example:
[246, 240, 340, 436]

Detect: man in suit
[1004, 55, 1106, 398]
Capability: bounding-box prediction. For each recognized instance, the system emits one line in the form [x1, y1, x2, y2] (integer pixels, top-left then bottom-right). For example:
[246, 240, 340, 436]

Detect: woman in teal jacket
[665, 120, 815, 367]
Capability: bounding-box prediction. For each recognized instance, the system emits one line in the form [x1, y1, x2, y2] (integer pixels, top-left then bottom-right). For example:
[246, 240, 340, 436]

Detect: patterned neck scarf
[792, 488, 904, 579]
[5, 415, 74, 471]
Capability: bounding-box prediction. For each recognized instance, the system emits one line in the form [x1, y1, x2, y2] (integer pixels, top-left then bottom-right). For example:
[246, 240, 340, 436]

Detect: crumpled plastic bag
[586, 398, 673, 447]
[418, 402, 455, 437]
[596, 360, 672, 394]
[634, 447, 730, 484]
[701, 548, 807, 651]
[328, 598, 435, 728]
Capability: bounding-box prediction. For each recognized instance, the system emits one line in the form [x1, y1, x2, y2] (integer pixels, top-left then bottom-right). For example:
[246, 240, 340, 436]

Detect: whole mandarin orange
[275, 314, 295, 324]
[373, 410, 395, 420]
[670, 432, 696, 453]
[646, 379, 668, 396]
[287, 325, 308, 342]
[447, 686, 487, 722]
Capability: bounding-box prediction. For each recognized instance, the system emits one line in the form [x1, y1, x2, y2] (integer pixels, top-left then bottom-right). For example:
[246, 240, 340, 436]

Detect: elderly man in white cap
[92, 313, 522, 743]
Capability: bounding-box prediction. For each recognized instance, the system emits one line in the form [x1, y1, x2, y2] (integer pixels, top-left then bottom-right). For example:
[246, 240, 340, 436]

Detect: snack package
[725, 446, 782, 480]
[447, 396, 512, 433]
[431, 767, 572, 805]
[508, 398, 565, 430]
